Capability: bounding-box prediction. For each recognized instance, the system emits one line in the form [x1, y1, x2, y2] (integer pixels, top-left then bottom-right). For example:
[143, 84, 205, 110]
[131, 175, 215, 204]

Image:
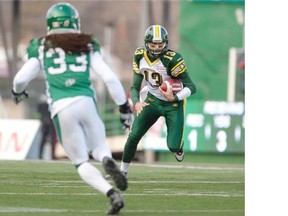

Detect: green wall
[179, 1, 244, 100]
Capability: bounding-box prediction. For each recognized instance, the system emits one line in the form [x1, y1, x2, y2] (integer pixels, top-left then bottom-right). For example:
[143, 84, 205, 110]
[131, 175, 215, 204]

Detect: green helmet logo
[46, 2, 80, 35]
[144, 25, 169, 57]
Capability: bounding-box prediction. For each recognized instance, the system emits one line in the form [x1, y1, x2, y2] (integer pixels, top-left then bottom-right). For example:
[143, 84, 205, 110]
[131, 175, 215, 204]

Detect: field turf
[0, 158, 244, 216]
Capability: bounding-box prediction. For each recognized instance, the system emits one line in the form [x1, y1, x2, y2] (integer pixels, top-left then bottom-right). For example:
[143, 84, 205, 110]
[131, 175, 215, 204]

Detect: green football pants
[122, 92, 185, 163]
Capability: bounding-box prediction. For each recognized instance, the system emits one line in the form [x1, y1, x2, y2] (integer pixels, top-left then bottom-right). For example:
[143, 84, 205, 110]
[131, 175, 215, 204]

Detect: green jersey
[26, 35, 100, 102]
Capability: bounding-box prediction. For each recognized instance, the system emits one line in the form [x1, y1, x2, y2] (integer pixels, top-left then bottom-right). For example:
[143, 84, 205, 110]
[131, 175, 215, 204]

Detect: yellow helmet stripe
[153, 25, 161, 41]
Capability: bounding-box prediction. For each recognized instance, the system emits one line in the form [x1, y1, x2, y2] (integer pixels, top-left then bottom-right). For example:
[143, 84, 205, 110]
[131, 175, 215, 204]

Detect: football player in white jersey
[120, 25, 197, 177]
[11, 2, 132, 215]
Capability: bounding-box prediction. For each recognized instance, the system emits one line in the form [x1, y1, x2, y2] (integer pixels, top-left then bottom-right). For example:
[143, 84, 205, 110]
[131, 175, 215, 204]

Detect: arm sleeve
[177, 71, 196, 95]
[90, 52, 127, 105]
[130, 73, 144, 105]
[13, 57, 41, 93]
[175, 87, 192, 101]
[167, 52, 196, 101]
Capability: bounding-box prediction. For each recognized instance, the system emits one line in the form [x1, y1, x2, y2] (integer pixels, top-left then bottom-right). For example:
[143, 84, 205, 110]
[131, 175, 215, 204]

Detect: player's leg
[120, 97, 161, 175]
[164, 100, 185, 161]
[76, 160, 125, 215]
[77, 97, 127, 191]
[82, 98, 112, 162]
[53, 99, 125, 213]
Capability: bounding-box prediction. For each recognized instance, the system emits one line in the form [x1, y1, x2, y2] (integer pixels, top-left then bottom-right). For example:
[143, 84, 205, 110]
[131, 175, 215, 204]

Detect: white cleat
[174, 148, 184, 162]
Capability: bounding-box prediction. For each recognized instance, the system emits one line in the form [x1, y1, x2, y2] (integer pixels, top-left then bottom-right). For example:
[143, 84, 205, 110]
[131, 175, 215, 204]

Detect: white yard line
[1, 180, 243, 184]
[0, 191, 244, 197]
[128, 180, 244, 184]
[0, 207, 244, 213]
[0, 207, 68, 213]
[134, 163, 244, 171]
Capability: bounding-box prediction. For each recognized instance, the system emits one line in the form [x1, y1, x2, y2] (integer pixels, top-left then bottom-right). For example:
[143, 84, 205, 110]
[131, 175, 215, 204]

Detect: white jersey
[138, 55, 171, 101]
[131, 47, 194, 103]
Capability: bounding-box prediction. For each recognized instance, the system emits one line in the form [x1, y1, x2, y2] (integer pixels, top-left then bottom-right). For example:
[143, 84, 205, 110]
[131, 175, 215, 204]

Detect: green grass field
[0, 158, 244, 216]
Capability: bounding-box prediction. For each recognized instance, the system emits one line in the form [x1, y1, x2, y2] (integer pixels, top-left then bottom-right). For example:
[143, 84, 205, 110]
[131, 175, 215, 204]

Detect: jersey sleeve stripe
[171, 60, 186, 76]
[171, 60, 184, 71]
[172, 69, 186, 77]
[133, 60, 141, 74]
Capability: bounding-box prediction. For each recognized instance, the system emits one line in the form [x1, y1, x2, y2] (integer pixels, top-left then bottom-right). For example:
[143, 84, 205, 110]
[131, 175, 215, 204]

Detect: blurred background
[0, 0, 244, 162]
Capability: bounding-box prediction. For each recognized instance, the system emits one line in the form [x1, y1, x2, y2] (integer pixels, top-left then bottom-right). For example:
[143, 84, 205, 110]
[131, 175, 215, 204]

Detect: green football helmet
[46, 2, 80, 35]
[144, 25, 169, 57]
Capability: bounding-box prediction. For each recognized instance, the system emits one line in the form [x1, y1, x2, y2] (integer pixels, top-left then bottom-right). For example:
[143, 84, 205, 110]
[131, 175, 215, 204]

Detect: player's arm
[13, 58, 41, 93]
[130, 72, 143, 105]
[130, 73, 149, 117]
[90, 51, 133, 129]
[89, 36, 127, 105]
[180, 72, 196, 93]
[130, 48, 145, 105]
[130, 50, 149, 116]
[12, 58, 41, 104]
[90, 52, 127, 105]
[168, 53, 197, 101]
[13, 38, 41, 94]
[90, 36, 132, 128]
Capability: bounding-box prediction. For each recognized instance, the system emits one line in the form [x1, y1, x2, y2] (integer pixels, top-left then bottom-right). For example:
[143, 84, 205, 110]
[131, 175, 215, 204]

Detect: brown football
[160, 78, 183, 94]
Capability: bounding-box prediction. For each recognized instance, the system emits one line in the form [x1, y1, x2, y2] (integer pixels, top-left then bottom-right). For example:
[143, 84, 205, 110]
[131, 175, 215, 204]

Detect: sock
[106, 188, 115, 197]
[77, 162, 113, 195]
[120, 161, 130, 173]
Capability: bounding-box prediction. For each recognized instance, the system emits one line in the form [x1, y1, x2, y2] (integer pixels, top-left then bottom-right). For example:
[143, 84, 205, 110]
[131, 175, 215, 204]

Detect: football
[160, 78, 183, 94]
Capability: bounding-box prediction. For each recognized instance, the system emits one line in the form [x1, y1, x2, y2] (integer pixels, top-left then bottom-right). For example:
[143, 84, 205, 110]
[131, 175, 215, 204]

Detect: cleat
[174, 148, 184, 162]
[103, 157, 128, 191]
[121, 171, 128, 178]
[104, 175, 112, 181]
[107, 191, 124, 215]
[105, 171, 127, 181]
[105, 175, 112, 180]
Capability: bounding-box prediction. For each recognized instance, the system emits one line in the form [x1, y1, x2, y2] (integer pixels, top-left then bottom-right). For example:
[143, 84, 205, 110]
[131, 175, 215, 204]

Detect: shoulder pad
[133, 47, 145, 74]
[26, 38, 41, 59]
[162, 50, 187, 77]
[134, 47, 145, 55]
[163, 49, 182, 59]
[90, 35, 101, 52]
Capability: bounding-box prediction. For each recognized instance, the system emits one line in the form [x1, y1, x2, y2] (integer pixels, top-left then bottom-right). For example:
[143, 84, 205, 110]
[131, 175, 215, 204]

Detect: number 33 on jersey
[26, 37, 98, 101]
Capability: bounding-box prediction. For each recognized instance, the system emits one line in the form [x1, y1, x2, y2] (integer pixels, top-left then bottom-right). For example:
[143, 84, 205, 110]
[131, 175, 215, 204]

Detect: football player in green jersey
[11, 2, 132, 215]
[120, 25, 197, 177]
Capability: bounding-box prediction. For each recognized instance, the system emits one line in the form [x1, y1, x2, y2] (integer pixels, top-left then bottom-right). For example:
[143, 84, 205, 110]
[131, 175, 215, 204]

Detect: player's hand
[11, 90, 28, 104]
[134, 102, 149, 117]
[159, 84, 174, 101]
[119, 101, 134, 129]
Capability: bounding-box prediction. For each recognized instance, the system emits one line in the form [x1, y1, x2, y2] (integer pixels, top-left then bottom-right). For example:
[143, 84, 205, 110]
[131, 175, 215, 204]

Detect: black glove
[12, 90, 28, 104]
[119, 101, 133, 129]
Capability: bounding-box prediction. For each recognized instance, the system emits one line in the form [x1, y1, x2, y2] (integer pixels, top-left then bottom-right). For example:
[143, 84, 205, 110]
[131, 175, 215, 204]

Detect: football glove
[12, 90, 28, 104]
[119, 101, 133, 129]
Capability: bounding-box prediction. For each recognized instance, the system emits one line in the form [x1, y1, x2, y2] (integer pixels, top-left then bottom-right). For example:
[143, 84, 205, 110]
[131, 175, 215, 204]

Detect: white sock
[77, 162, 112, 195]
[120, 161, 131, 173]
